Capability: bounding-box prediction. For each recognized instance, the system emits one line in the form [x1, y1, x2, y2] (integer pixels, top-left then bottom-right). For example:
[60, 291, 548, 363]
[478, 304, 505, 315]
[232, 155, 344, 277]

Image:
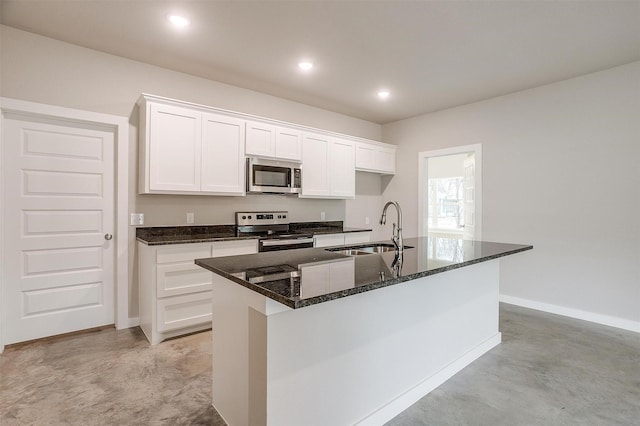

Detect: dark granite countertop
[195, 236, 533, 309]
[136, 222, 372, 246]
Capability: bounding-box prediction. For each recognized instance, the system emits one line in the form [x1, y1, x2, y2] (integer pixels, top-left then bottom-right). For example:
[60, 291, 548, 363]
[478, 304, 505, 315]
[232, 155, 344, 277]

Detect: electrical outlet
[320, 211, 326, 221]
[365, 216, 370, 225]
[130, 213, 144, 226]
[186, 212, 195, 224]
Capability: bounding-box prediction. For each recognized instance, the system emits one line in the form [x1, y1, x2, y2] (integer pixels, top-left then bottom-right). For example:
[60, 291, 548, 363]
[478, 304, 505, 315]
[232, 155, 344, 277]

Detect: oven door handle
[261, 238, 314, 246]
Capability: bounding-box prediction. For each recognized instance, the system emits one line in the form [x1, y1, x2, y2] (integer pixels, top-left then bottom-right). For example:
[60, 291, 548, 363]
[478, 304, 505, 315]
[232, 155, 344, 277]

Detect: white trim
[0, 97, 131, 348]
[500, 295, 640, 333]
[356, 332, 501, 425]
[418, 143, 482, 240]
[139, 93, 395, 149]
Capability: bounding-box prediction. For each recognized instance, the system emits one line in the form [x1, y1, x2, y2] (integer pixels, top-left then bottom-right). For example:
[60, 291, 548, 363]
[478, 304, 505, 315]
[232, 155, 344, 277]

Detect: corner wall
[382, 62, 640, 328]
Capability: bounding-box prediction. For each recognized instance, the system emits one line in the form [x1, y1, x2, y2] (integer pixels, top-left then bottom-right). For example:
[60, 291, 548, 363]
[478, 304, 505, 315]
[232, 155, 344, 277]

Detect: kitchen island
[196, 236, 532, 426]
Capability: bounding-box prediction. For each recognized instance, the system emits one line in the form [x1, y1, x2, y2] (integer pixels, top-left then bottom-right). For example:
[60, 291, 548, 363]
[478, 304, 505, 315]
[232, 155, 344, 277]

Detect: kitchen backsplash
[135, 193, 346, 226]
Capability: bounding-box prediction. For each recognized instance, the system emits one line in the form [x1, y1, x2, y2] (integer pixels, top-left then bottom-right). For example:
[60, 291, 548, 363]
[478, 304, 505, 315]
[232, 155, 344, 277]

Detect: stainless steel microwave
[246, 158, 302, 195]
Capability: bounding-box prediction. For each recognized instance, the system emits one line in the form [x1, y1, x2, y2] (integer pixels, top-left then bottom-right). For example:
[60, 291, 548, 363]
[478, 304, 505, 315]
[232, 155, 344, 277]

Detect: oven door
[259, 237, 314, 252]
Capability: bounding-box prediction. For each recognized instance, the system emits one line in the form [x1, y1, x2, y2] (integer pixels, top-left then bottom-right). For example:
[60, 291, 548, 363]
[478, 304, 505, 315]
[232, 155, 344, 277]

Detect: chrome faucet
[380, 201, 403, 253]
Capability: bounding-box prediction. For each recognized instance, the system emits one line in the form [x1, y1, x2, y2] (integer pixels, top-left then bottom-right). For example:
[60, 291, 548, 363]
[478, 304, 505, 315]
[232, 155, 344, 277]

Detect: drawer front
[313, 234, 345, 248]
[156, 243, 212, 264]
[157, 291, 212, 332]
[212, 239, 258, 257]
[344, 232, 371, 245]
[156, 262, 213, 297]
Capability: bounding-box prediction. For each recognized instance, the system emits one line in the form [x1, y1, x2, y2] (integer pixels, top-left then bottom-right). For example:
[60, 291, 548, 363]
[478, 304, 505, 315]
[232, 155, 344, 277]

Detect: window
[427, 177, 464, 231]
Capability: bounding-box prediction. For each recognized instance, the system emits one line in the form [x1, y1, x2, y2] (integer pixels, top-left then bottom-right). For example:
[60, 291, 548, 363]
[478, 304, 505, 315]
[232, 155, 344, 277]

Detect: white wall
[0, 25, 386, 319]
[382, 62, 640, 327]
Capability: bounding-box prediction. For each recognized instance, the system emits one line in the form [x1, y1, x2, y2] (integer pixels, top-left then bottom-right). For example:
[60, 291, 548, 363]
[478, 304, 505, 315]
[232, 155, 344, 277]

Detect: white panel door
[201, 112, 245, 195]
[2, 114, 115, 344]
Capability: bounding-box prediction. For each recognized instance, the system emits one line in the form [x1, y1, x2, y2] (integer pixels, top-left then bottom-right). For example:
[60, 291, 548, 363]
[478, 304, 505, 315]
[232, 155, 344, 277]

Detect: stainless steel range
[236, 211, 314, 252]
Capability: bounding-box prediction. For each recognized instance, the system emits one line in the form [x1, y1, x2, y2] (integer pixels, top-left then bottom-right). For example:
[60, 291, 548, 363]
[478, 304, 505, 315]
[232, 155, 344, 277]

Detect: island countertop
[195, 236, 532, 309]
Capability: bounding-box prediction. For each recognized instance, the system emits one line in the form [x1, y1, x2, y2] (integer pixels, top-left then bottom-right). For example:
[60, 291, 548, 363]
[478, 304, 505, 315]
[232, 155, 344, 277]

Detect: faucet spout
[380, 201, 403, 253]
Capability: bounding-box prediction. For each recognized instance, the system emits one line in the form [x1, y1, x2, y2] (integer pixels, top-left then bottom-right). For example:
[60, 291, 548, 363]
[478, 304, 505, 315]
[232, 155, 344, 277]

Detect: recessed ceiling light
[298, 61, 314, 71]
[168, 14, 190, 28]
[377, 90, 391, 100]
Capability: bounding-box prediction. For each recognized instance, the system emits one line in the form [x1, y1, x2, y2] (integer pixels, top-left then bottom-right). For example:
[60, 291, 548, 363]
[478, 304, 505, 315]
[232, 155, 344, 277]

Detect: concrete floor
[1, 303, 638, 425]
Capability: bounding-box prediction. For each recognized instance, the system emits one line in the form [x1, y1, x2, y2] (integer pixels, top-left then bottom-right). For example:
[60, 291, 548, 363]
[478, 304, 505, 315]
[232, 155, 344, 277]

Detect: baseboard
[356, 332, 502, 426]
[500, 295, 640, 333]
[117, 316, 140, 329]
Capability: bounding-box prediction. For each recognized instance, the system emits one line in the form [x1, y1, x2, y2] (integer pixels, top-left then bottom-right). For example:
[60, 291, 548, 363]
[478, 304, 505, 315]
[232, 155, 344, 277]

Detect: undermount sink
[327, 243, 414, 256]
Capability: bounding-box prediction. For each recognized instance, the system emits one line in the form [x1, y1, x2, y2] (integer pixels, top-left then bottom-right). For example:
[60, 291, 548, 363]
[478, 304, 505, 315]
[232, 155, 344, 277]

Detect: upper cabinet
[138, 94, 395, 197]
[245, 120, 302, 162]
[201, 113, 245, 194]
[144, 102, 202, 193]
[355, 141, 396, 174]
[138, 96, 245, 195]
[301, 133, 355, 199]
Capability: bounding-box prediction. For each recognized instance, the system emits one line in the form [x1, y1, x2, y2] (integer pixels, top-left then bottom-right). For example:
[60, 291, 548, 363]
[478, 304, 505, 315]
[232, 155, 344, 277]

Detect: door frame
[0, 97, 131, 351]
[418, 143, 482, 239]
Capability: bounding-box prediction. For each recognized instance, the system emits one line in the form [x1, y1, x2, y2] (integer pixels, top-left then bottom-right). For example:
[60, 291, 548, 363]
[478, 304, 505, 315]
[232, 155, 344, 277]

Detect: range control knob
[248, 215, 252, 219]
[283, 214, 286, 219]
[242, 215, 247, 220]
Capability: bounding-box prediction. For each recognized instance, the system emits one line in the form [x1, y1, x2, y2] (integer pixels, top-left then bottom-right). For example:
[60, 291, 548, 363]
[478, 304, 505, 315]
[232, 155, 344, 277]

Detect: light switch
[186, 212, 195, 224]
[130, 213, 144, 226]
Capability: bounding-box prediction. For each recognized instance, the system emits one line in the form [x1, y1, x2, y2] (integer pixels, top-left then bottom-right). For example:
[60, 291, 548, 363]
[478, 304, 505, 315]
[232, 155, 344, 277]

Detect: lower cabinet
[138, 239, 258, 344]
[313, 231, 371, 248]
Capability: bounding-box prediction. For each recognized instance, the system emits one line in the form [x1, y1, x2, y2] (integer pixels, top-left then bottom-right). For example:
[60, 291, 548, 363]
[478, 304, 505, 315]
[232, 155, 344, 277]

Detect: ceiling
[1, 1, 639, 124]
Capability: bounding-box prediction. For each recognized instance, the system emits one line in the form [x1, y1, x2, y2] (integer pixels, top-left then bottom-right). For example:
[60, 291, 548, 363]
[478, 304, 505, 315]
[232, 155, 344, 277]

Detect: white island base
[211, 260, 501, 426]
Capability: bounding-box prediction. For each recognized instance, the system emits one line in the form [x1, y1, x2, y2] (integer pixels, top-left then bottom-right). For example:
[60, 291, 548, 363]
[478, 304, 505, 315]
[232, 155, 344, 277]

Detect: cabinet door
[355, 142, 376, 170]
[245, 121, 275, 158]
[313, 234, 345, 248]
[329, 138, 355, 198]
[275, 127, 302, 161]
[201, 113, 246, 195]
[344, 232, 371, 245]
[301, 133, 330, 197]
[157, 291, 213, 332]
[212, 239, 258, 257]
[148, 103, 201, 192]
[156, 262, 213, 298]
[375, 146, 396, 174]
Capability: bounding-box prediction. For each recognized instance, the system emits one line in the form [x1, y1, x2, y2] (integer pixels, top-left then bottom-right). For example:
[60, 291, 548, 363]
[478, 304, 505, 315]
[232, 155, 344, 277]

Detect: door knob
[104, 233, 113, 240]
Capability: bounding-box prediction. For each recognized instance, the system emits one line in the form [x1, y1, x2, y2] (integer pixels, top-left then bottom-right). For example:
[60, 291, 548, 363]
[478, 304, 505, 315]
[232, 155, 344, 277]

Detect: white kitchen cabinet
[301, 133, 355, 199]
[355, 141, 396, 174]
[301, 132, 330, 197]
[299, 257, 355, 299]
[330, 138, 356, 198]
[344, 231, 372, 245]
[145, 102, 201, 192]
[313, 231, 371, 248]
[201, 112, 245, 194]
[138, 96, 245, 195]
[245, 120, 302, 161]
[138, 239, 258, 344]
[138, 94, 394, 196]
